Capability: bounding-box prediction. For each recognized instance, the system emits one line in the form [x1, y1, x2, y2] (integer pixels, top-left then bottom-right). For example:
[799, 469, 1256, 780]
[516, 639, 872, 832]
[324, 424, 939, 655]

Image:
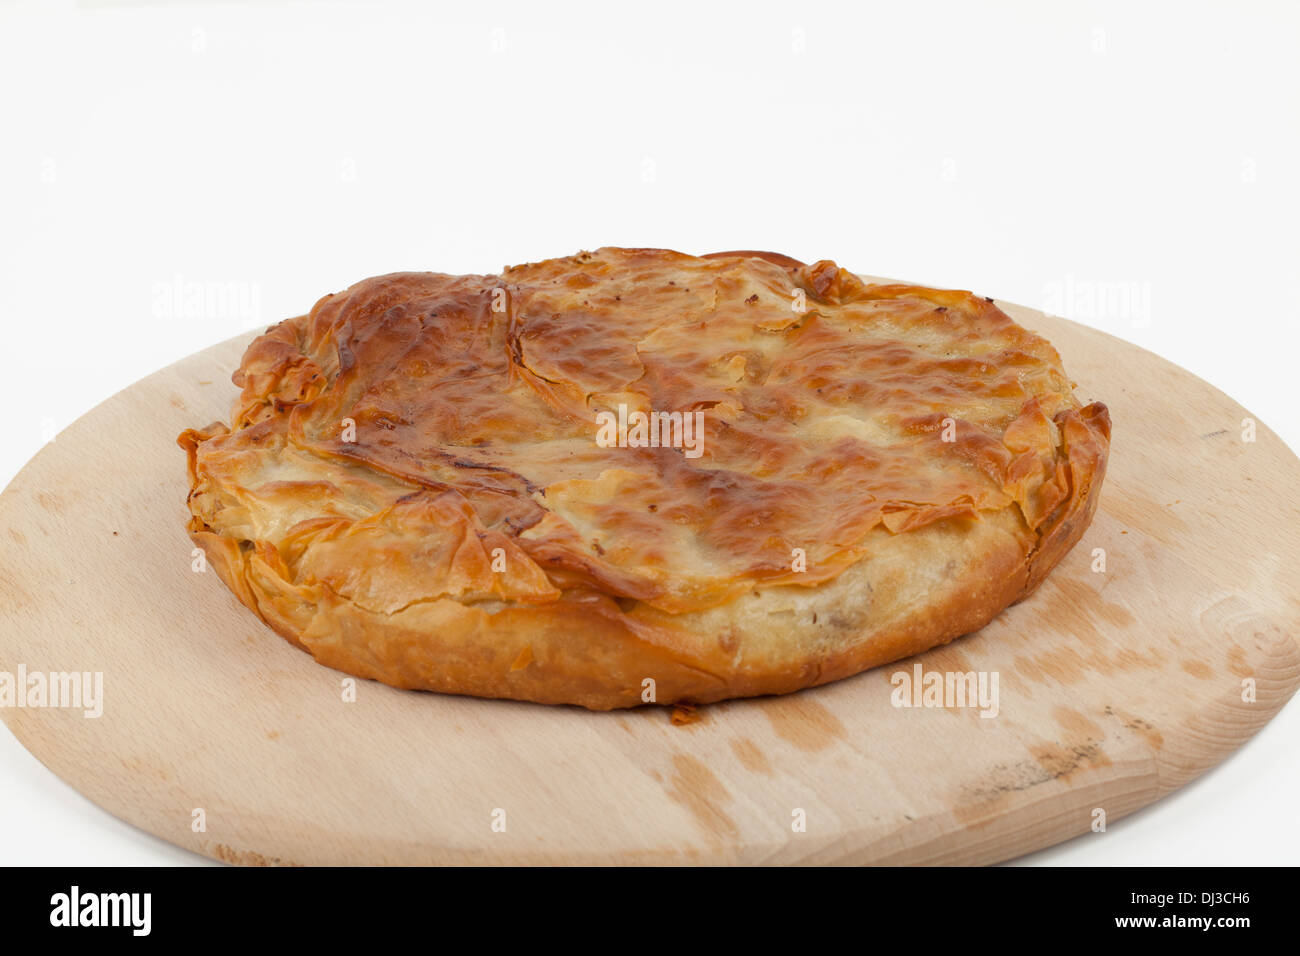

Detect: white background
[0, 0, 1296, 865]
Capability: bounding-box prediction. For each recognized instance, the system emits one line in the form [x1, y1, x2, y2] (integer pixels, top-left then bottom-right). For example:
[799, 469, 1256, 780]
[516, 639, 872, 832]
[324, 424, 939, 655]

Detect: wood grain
[1, 287, 1297, 865]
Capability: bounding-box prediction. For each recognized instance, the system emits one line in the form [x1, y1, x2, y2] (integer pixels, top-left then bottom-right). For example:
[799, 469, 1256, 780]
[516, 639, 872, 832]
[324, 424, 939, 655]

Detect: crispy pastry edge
[178, 402, 1110, 711]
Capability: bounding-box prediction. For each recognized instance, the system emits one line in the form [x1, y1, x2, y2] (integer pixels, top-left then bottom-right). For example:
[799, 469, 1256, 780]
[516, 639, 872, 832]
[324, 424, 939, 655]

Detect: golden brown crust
[178, 248, 1110, 709]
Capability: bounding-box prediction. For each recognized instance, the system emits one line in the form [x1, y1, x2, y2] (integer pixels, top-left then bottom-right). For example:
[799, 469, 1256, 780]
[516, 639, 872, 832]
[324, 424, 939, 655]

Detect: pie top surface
[187, 247, 1093, 621]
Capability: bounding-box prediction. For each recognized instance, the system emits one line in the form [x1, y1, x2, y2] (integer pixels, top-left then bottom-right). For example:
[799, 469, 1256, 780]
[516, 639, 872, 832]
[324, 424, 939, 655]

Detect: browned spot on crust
[665, 753, 737, 841]
[761, 696, 847, 753]
[36, 491, 65, 514]
[1181, 659, 1213, 679]
[267, 729, 281, 740]
[8, 527, 26, 545]
[510, 645, 534, 671]
[170, 395, 189, 411]
[670, 702, 703, 726]
[730, 737, 773, 775]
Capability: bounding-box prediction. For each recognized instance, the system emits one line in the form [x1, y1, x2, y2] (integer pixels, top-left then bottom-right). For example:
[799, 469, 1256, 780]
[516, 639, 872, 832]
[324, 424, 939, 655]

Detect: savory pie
[179, 248, 1110, 709]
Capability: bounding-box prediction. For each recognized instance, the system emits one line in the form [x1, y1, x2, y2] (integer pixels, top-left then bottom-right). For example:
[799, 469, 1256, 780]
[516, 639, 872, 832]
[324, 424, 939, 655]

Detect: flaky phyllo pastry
[179, 248, 1110, 709]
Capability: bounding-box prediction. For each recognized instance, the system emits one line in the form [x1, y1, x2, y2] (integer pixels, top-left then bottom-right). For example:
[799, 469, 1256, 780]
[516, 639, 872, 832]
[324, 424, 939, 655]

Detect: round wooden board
[2, 285, 1298, 866]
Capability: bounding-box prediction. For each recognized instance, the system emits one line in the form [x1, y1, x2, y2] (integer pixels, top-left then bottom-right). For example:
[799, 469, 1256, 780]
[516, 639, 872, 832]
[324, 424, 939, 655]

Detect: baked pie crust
[179, 248, 1110, 709]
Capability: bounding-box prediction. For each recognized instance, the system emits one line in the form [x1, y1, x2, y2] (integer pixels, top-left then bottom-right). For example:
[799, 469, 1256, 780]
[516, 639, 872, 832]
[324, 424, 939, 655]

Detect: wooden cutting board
[2, 285, 1298, 866]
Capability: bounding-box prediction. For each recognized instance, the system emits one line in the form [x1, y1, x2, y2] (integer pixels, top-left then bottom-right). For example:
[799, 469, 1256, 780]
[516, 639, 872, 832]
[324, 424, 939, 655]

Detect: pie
[178, 248, 1110, 710]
